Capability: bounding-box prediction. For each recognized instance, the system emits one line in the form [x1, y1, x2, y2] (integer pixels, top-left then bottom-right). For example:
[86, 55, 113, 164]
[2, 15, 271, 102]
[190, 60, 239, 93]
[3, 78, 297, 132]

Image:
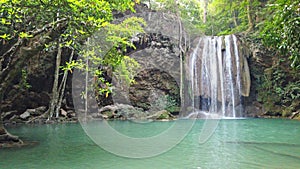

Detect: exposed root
[0, 128, 23, 148]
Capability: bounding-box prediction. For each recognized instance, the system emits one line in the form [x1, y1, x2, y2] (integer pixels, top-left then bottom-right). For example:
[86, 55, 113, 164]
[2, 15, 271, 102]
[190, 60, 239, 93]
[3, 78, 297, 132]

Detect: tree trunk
[203, 0, 208, 23]
[49, 41, 62, 118]
[246, 0, 254, 32]
[0, 82, 23, 146]
[231, 1, 238, 27]
[55, 49, 75, 117]
[233, 11, 238, 27]
[0, 101, 3, 130]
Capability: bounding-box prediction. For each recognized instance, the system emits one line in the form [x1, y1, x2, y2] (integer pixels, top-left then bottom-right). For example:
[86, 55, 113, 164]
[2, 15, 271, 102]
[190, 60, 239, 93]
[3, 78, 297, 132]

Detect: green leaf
[77, 29, 86, 35]
[0, 34, 10, 40]
[19, 32, 33, 38]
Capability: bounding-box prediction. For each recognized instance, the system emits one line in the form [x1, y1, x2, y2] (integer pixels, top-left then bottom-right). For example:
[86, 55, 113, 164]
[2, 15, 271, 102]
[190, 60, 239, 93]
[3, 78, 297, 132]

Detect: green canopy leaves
[261, 0, 300, 69]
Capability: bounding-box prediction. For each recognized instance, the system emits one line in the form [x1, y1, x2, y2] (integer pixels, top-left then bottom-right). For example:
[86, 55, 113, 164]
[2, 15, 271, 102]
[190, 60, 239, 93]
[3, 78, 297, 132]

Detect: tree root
[26, 110, 49, 124]
[0, 128, 23, 147]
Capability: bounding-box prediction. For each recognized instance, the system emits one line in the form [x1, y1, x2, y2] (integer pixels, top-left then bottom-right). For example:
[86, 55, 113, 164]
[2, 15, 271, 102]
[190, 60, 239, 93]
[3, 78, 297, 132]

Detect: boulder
[146, 110, 175, 120]
[21, 106, 47, 118]
[2, 111, 17, 121]
[290, 111, 300, 120]
[34, 106, 47, 115]
[97, 104, 146, 120]
[67, 110, 76, 118]
[60, 109, 68, 117]
[20, 111, 30, 120]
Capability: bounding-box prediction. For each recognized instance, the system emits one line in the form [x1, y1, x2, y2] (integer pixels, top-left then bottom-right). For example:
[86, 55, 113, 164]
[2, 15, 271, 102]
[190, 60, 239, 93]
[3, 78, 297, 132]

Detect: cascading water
[187, 34, 250, 118]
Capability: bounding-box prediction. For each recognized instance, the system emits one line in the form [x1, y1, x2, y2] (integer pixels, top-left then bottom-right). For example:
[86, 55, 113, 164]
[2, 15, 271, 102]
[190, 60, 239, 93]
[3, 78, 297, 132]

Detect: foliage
[0, 0, 145, 93]
[0, 0, 142, 61]
[144, 0, 260, 36]
[254, 1, 299, 117]
[204, 0, 260, 35]
[257, 63, 300, 115]
[101, 17, 146, 67]
[19, 69, 31, 89]
[152, 94, 178, 113]
[157, 111, 169, 119]
[0, 0, 137, 36]
[114, 56, 141, 86]
[142, 0, 205, 36]
[261, 0, 300, 69]
[75, 16, 146, 97]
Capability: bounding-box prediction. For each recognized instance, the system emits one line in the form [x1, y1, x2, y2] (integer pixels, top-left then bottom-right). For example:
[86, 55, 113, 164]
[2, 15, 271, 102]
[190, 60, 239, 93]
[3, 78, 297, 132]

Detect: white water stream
[188, 35, 245, 118]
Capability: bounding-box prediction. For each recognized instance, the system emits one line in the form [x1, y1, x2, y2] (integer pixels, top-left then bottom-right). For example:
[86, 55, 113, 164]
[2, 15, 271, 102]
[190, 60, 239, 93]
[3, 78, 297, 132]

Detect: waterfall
[187, 34, 250, 118]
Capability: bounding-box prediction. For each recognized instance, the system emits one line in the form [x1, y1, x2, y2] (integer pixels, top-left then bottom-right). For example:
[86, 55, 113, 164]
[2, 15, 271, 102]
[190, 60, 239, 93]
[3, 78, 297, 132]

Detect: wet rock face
[105, 5, 184, 110]
[1, 50, 54, 115]
[2, 89, 50, 114]
[129, 69, 180, 111]
[122, 33, 181, 111]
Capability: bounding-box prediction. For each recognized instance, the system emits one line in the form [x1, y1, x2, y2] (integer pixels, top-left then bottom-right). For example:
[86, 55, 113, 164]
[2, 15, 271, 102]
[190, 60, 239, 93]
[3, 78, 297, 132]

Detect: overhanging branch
[0, 18, 67, 73]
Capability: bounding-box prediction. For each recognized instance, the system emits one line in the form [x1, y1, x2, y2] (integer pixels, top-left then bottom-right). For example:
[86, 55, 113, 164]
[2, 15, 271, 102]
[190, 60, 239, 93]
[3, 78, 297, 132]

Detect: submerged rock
[146, 110, 175, 120]
[0, 128, 23, 148]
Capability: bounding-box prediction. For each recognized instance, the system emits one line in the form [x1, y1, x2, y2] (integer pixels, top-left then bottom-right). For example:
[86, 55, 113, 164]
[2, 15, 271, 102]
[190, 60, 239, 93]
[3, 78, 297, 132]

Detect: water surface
[1, 119, 299, 169]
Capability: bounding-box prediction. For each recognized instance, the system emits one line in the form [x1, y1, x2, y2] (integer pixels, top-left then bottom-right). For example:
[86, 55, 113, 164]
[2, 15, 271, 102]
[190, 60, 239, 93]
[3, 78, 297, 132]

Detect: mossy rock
[157, 113, 169, 120]
[101, 111, 114, 119]
[282, 107, 293, 117]
[263, 104, 282, 116]
[166, 106, 180, 115]
[147, 110, 175, 120]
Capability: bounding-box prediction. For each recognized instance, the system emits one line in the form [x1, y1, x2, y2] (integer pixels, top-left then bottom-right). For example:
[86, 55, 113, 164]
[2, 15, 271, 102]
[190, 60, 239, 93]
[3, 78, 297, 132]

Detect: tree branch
[0, 18, 67, 63]
[0, 18, 68, 81]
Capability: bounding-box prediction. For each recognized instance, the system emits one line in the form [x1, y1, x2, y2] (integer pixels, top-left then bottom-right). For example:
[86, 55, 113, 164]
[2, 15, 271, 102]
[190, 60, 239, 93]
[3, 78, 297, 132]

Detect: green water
[1, 119, 300, 169]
